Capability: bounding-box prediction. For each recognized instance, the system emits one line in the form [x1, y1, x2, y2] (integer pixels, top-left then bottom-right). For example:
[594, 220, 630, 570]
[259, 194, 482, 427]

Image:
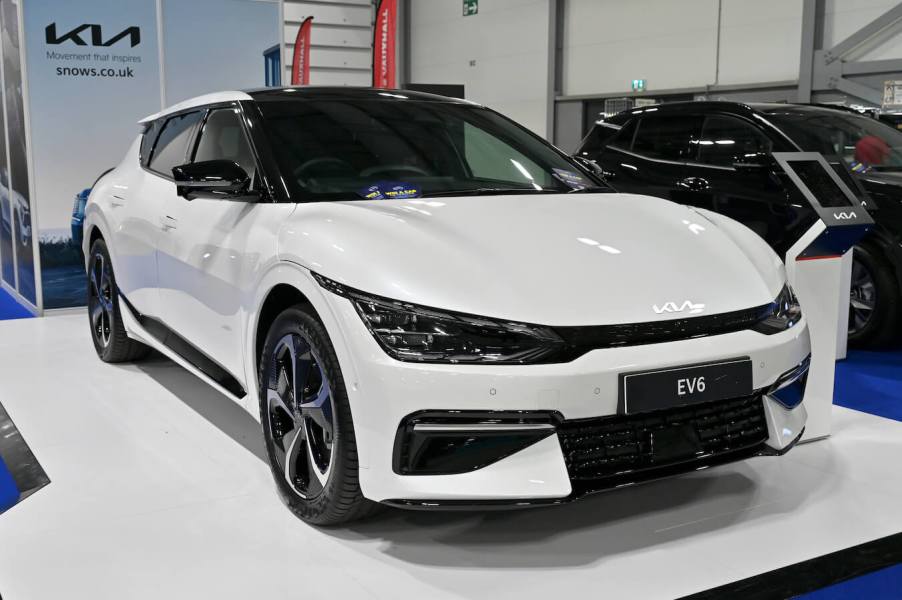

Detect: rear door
[594, 114, 703, 202]
[110, 111, 202, 317]
[681, 114, 801, 251]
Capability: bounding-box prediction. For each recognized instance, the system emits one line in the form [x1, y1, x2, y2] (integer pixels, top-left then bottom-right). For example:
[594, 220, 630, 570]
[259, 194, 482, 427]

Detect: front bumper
[323, 292, 810, 504]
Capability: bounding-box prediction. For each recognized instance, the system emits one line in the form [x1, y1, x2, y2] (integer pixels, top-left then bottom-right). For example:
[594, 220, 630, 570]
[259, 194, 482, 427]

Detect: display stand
[774, 153, 873, 441]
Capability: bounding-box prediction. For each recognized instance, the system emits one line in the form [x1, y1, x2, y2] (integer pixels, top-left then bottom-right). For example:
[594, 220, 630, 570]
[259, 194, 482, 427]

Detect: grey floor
[1, 314, 901, 599]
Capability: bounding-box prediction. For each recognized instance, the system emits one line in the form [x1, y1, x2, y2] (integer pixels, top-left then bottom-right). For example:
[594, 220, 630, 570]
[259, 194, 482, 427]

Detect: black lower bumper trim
[382, 430, 804, 511]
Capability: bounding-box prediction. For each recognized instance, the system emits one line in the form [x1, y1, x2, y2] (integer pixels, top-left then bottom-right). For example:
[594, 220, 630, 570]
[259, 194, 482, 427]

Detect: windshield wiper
[566, 185, 614, 193]
[421, 187, 561, 198]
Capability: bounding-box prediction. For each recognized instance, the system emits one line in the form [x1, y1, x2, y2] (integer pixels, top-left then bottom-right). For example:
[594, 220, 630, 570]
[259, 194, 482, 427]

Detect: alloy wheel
[266, 333, 336, 498]
[849, 258, 876, 335]
[89, 253, 114, 347]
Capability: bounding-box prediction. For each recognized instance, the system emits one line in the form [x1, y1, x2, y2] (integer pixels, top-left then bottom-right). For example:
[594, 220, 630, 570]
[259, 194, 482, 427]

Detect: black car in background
[577, 101, 902, 348]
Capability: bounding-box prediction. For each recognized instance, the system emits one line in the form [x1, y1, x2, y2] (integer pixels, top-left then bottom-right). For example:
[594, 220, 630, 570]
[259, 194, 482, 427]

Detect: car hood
[279, 193, 784, 326]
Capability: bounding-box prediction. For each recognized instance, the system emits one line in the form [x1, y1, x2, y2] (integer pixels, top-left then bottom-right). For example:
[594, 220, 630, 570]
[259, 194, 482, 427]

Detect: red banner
[291, 16, 313, 85]
[372, 0, 397, 88]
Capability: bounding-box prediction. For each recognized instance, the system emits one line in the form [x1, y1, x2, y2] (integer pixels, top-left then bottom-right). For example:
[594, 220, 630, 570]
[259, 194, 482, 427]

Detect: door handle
[159, 215, 178, 231]
[676, 177, 710, 191]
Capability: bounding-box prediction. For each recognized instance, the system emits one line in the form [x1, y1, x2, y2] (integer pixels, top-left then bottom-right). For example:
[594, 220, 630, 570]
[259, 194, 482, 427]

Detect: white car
[84, 88, 810, 525]
[0, 167, 31, 248]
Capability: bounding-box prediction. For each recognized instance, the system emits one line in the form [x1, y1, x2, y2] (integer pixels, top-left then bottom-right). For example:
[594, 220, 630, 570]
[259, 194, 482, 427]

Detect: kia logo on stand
[833, 211, 857, 220]
[45, 23, 141, 47]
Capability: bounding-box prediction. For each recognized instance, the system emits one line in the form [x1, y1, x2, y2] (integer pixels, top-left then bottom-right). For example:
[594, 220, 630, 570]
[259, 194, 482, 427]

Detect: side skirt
[118, 292, 247, 399]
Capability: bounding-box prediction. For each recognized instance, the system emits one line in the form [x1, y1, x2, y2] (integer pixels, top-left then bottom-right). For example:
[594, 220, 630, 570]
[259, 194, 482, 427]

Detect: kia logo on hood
[653, 300, 705, 315]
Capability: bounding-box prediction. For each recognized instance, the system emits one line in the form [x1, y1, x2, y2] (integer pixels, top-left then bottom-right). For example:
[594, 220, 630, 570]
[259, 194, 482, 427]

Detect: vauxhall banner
[291, 16, 312, 85]
[372, 0, 397, 89]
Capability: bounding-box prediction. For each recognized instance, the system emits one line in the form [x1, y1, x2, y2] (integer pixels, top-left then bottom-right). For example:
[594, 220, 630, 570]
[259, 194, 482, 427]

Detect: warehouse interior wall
[562, 0, 804, 98]
[283, 0, 373, 86]
[407, 0, 552, 138]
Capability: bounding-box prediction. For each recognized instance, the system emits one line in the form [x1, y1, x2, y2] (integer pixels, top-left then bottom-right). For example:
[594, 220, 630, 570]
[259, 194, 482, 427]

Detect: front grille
[557, 395, 768, 485]
[553, 303, 774, 354]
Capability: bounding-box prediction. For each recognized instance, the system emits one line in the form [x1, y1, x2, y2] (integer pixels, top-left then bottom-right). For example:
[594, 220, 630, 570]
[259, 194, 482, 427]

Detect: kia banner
[372, 0, 397, 89]
[291, 16, 313, 85]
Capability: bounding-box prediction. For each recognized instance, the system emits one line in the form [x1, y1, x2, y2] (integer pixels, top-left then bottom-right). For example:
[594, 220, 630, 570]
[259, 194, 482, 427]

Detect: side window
[608, 119, 637, 151]
[632, 115, 703, 161]
[192, 108, 257, 182]
[139, 120, 160, 167]
[579, 123, 622, 155]
[148, 111, 203, 176]
[697, 115, 772, 168]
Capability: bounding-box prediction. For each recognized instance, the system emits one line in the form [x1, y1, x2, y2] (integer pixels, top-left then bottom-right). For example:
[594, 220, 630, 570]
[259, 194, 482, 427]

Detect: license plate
[621, 358, 753, 414]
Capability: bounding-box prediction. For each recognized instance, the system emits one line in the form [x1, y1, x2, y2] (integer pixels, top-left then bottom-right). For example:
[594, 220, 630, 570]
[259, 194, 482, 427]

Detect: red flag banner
[291, 16, 313, 85]
[372, 0, 397, 88]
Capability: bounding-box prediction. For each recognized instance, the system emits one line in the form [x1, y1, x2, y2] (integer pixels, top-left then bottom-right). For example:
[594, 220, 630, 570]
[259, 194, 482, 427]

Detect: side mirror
[172, 160, 255, 200]
[572, 154, 607, 177]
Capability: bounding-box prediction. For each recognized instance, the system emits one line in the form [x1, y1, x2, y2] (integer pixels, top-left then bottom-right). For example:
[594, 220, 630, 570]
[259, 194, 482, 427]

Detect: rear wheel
[87, 239, 150, 362]
[848, 243, 900, 348]
[258, 306, 378, 526]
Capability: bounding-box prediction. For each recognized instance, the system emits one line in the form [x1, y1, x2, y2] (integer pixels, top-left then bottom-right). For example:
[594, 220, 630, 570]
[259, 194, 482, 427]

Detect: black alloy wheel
[849, 257, 876, 337]
[847, 243, 900, 348]
[87, 238, 149, 362]
[259, 306, 378, 525]
[266, 332, 336, 498]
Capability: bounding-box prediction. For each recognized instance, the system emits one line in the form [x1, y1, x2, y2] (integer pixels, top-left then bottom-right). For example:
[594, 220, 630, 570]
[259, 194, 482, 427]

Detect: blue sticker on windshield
[357, 181, 422, 200]
[552, 168, 588, 190]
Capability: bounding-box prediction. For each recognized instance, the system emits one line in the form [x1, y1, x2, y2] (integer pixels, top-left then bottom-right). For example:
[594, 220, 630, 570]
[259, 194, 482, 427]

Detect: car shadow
[135, 352, 268, 462]
[133, 352, 826, 570]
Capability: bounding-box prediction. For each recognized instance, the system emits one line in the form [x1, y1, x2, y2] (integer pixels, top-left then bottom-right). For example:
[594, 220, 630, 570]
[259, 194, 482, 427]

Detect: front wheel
[258, 306, 378, 525]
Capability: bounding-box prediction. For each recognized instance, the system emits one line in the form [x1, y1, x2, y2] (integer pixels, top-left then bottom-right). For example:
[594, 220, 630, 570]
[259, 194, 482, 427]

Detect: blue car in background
[71, 188, 90, 248]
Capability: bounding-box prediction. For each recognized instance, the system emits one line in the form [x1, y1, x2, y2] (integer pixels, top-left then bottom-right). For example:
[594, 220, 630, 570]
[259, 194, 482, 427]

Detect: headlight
[313, 274, 565, 364]
[752, 284, 802, 334]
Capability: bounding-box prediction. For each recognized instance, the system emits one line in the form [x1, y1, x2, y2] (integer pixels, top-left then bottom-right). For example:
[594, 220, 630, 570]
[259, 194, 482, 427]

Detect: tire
[848, 242, 900, 348]
[87, 238, 150, 362]
[258, 306, 378, 526]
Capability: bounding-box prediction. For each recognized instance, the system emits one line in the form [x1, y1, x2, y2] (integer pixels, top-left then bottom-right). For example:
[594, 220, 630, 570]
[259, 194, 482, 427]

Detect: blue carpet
[0, 456, 19, 513]
[797, 563, 902, 599]
[0, 286, 33, 321]
[834, 350, 902, 422]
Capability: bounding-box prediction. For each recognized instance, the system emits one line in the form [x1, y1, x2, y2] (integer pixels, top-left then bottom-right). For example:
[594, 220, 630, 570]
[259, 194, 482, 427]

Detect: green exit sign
[463, 0, 478, 16]
[631, 79, 646, 92]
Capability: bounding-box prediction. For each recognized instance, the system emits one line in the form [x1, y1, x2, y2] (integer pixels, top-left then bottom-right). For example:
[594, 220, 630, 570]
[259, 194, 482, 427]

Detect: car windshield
[767, 109, 902, 172]
[257, 96, 607, 201]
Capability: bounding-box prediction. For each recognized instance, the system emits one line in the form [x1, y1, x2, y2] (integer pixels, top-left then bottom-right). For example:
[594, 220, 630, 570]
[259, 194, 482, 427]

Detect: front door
[155, 105, 293, 382]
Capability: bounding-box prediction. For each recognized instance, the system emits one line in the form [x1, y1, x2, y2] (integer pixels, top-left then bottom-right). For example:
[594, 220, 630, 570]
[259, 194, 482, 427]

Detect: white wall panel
[717, 0, 802, 85]
[409, 0, 551, 137]
[563, 0, 808, 96]
[282, 0, 373, 86]
[284, 2, 371, 27]
[563, 0, 717, 96]
[823, 0, 902, 61]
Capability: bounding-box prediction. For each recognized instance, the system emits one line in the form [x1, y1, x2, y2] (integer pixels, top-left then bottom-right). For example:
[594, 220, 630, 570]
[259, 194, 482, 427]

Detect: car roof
[598, 100, 862, 125]
[139, 87, 475, 124]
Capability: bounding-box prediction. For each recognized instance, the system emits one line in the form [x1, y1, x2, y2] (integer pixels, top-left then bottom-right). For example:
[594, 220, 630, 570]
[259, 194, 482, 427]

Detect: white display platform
[1, 314, 901, 600]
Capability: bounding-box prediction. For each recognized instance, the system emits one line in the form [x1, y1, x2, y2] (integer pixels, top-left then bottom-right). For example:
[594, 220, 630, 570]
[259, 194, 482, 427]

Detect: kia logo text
[45, 23, 141, 48]
[833, 211, 856, 220]
[653, 300, 705, 315]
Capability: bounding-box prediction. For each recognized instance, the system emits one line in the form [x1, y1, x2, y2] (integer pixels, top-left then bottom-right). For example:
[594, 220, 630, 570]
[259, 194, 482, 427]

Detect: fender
[242, 260, 364, 422]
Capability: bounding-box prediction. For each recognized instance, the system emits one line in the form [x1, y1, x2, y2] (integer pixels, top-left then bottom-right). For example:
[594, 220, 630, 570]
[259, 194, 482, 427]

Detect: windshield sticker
[357, 181, 422, 200]
[552, 168, 589, 190]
